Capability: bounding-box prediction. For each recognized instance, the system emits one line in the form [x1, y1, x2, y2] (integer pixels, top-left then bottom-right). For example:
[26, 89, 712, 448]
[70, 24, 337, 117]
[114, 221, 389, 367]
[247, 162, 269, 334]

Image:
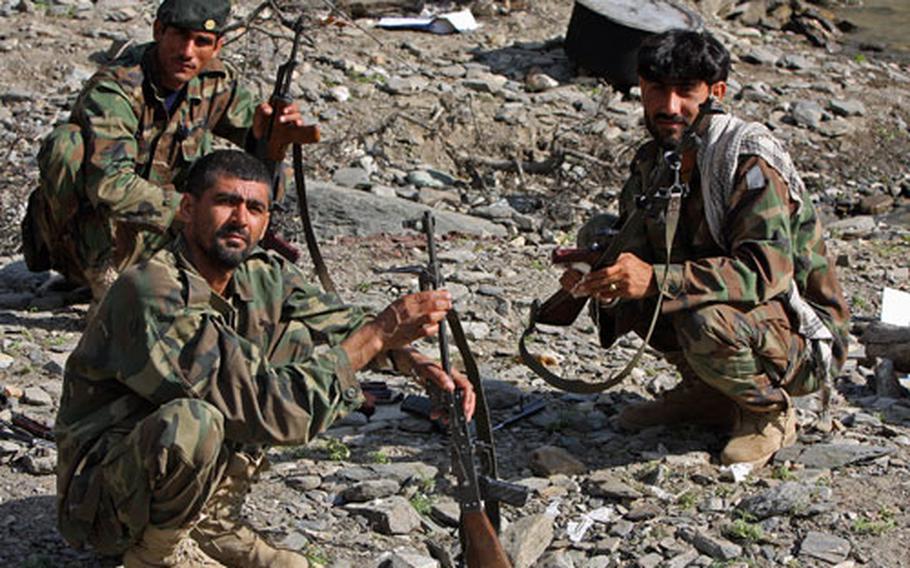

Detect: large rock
[528, 445, 587, 476]
[799, 531, 851, 564]
[774, 443, 895, 469]
[736, 482, 825, 519]
[677, 527, 742, 561]
[586, 471, 643, 500]
[501, 514, 555, 568]
[342, 479, 400, 503]
[345, 496, 422, 535]
[307, 181, 507, 238]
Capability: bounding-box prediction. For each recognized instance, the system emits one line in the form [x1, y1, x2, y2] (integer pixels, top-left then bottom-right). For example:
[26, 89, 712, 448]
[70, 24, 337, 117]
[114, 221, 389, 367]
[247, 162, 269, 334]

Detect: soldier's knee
[676, 304, 752, 355]
[153, 399, 225, 469]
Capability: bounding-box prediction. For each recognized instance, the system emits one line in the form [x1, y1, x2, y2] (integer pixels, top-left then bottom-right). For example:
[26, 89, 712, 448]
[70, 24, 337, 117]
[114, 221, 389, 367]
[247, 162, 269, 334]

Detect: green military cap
[156, 0, 231, 34]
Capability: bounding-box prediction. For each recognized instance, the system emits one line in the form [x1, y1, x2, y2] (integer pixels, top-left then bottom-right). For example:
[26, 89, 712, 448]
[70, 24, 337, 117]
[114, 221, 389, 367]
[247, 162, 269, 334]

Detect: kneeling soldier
[55, 150, 475, 567]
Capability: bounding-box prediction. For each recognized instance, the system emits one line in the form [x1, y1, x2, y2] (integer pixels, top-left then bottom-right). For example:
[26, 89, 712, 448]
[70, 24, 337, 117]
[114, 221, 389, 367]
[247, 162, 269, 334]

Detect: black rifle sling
[292, 144, 338, 295]
[446, 310, 502, 531]
[519, 98, 721, 394]
[518, 191, 682, 394]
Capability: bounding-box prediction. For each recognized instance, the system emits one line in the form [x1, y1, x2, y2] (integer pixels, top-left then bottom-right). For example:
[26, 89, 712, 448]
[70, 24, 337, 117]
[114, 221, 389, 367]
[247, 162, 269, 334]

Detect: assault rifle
[400, 212, 529, 568]
[262, 16, 337, 294]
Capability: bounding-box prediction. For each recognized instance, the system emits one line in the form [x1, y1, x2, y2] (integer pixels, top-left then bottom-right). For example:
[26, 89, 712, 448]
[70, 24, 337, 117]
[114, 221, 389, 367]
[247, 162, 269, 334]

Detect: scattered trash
[881, 287, 910, 326]
[720, 462, 753, 483]
[377, 9, 479, 34]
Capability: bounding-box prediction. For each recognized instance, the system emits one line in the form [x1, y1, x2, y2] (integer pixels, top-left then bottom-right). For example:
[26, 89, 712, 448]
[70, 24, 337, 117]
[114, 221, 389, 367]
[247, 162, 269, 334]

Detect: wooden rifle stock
[462, 510, 512, 568]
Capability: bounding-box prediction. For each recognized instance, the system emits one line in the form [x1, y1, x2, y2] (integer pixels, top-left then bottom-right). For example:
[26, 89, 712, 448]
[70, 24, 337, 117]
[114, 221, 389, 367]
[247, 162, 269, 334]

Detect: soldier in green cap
[55, 149, 476, 567]
[21, 0, 314, 306]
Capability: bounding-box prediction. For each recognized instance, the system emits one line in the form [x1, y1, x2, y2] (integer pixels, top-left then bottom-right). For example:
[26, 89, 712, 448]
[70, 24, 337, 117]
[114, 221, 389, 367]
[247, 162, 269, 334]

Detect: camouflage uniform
[54, 238, 366, 554]
[591, 131, 849, 412]
[22, 42, 258, 289]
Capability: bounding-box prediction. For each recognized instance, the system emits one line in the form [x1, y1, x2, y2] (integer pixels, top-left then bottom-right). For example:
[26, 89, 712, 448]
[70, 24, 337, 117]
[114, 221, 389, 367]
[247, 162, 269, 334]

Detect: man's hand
[559, 267, 585, 296]
[373, 290, 452, 351]
[573, 252, 657, 301]
[252, 101, 320, 161]
[341, 290, 452, 371]
[396, 348, 475, 421]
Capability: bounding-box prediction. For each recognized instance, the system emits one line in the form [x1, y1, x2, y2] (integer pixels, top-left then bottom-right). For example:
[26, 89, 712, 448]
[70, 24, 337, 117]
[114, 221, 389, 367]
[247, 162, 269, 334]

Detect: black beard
[208, 223, 252, 269]
[644, 113, 687, 150]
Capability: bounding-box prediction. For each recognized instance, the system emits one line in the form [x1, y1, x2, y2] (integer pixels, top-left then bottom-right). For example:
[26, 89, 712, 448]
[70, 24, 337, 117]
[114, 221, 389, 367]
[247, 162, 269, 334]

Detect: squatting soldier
[54, 150, 476, 567]
[563, 30, 849, 468]
[21, 0, 309, 302]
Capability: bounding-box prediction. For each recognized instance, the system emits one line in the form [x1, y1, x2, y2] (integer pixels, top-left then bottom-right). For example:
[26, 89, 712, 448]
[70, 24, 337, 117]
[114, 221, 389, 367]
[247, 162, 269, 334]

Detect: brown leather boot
[618, 379, 738, 431]
[721, 404, 797, 469]
[123, 524, 222, 568]
[191, 455, 309, 568]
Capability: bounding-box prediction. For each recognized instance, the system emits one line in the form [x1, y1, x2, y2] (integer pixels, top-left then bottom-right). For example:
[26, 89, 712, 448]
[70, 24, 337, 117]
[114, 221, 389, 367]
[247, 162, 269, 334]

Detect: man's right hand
[341, 290, 452, 371]
[371, 290, 452, 351]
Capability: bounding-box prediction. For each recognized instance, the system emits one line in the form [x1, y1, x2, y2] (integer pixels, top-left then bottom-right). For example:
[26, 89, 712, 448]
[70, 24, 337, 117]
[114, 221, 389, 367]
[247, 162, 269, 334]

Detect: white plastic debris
[566, 515, 594, 543]
[720, 462, 754, 483]
[377, 9, 479, 34]
[881, 287, 910, 326]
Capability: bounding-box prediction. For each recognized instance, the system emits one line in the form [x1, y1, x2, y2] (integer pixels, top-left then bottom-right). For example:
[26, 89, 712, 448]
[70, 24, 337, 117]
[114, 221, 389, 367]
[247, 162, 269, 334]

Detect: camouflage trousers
[22, 123, 170, 293]
[57, 399, 261, 556]
[596, 298, 812, 412]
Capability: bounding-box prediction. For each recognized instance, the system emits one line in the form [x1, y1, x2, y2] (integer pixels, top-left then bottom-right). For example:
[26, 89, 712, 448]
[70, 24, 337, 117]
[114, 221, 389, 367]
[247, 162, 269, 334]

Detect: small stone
[858, 194, 893, 215]
[19, 447, 56, 476]
[0, 353, 15, 370]
[666, 550, 700, 568]
[827, 215, 876, 237]
[625, 502, 661, 521]
[332, 167, 371, 189]
[501, 514, 555, 568]
[828, 99, 866, 117]
[369, 185, 397, 199]
[587, 471, 643, 500]
[741, 47, 779, 66]
[383, 76, 428, 95]
[342, 479, 400, 503]
[408, 170, 445, 189]
[326, 85, 350, 102]
[22, 387, 52, 407]
[799, 531, 851, 564]
[285, 475, 322, 491]
[525, 72, 559, 92]
[609, 519, 634, 537]
[678, 527, 742, 561]
[637, 552, 663, 568]
[790, 100, 824, 129]
[377, 551, 439, 568]
[429, 499, 460, 527]
[529, 445, 586, 476]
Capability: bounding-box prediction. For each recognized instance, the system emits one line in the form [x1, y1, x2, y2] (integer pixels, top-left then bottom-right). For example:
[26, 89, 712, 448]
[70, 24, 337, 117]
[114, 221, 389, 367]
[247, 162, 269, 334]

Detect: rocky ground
[1, 0, 909, 566]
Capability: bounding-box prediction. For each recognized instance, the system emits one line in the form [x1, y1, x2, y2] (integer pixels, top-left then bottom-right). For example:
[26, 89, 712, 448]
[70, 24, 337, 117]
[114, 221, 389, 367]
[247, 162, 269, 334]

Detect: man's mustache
[215, 223, 251, 245]
[654, 113, 688, 124]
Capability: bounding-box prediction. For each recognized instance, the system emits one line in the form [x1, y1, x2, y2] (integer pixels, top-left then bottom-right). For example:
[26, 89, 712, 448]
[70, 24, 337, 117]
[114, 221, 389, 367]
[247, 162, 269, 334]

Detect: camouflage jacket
[55, 238, 366, 501]
[617, 137, 850, 365]
[69, 42, 257, 233]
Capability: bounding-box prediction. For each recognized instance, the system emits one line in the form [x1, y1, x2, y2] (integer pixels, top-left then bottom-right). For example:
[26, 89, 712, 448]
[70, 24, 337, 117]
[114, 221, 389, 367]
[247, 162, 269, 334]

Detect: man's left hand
[397, 349, 475, 421]
[253, 101, 320, 160]
[574, 252, 657, 301]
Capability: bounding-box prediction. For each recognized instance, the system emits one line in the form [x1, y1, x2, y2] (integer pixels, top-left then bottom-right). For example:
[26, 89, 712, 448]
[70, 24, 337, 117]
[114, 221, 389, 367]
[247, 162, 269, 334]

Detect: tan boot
[191, 455, 308, 568]
[721, 404, 797, 469]
[618, 379, 738, 431]
[123, 524, 222, 568]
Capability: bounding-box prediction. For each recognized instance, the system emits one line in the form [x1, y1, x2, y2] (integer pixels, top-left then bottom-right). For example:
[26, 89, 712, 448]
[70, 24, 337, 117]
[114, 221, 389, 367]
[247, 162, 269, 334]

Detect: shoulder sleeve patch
[745, 164, 766, 190]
